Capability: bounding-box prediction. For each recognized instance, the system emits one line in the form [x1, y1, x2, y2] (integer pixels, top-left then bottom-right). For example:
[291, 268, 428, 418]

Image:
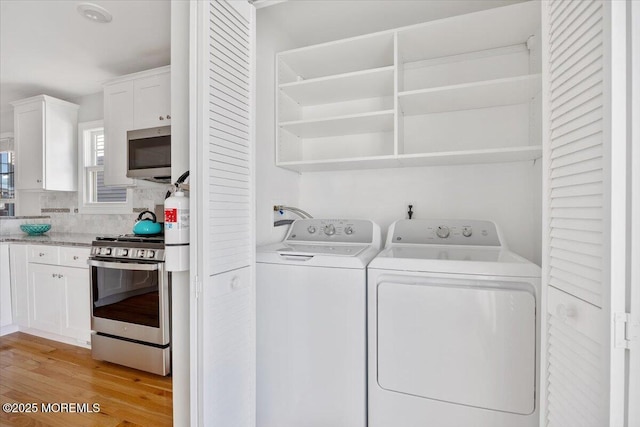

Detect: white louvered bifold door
[191, 1, 256, 426]
[541, 1, 629, 426]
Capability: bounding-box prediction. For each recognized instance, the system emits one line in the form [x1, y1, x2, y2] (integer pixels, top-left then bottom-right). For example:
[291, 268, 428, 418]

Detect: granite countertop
[0, 232, 96, 247]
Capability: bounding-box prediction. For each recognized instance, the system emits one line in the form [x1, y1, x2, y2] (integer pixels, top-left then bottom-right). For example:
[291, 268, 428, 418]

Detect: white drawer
[548, 285, 605, 345]
[59, 246, 91, 269]
[28, 245, 60, 265]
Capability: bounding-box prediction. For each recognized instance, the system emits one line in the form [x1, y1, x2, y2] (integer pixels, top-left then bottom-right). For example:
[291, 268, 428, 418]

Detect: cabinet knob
[39, 253, 45, 257]
[166, 114, 171, 120]
[73, 256, 79, 260]
[58, 274, 63, 279]
[36, 179, 42, 183]
[159, 115, 164, 120]
[52, 273, 56, 278]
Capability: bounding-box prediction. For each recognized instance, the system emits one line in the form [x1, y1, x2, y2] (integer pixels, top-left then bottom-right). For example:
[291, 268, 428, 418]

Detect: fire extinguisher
[165, 183, 189, 271]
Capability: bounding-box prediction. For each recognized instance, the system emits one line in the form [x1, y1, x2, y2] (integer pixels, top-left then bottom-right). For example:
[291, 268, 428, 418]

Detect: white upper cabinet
[11, 95, 79, 191]
[134, 72, 172, 129]
[103, 66, 170, 186]
[275, 1, 542, 172]
[104, 80, 135, 186]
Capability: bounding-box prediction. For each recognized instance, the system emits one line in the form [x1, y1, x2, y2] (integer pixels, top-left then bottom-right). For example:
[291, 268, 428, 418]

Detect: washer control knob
[436, 226, 450, 239]
[324, 224, 336, 236]
[344, 226, 354, 235]
[307, 226, 316, 234]
[462, 227, 472, 237]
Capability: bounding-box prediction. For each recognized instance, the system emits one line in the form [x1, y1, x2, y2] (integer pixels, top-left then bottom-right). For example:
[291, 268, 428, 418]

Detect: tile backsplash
[40, 188, 168, 235]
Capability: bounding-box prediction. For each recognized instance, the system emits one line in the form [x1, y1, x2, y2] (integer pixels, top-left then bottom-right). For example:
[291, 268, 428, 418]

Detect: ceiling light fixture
[77, 3, 113, 23]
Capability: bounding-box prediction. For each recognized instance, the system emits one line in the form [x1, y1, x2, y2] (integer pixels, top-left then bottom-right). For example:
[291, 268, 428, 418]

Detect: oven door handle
[87, 259, 160, 271]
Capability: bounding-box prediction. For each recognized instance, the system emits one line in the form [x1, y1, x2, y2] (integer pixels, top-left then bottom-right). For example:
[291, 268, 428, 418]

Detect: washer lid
[369, 245, 541, 278]
[257, 242, 378, 269]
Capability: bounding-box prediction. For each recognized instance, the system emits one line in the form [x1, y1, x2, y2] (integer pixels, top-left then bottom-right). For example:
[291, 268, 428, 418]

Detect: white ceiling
[0, 0, 170, 128]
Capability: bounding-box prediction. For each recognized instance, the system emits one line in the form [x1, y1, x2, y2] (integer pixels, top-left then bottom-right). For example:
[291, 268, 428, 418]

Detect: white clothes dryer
[257, 219, 381, 427]
[368, 219, 541, 427]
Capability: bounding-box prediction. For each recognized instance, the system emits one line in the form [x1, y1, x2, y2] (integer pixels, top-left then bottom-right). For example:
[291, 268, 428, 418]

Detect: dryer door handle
[278, 254, 314, 262]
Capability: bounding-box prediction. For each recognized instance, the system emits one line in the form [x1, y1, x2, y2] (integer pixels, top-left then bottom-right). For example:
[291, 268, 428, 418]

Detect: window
[0, 134, 15, 216]
[78, 121, 132, 214]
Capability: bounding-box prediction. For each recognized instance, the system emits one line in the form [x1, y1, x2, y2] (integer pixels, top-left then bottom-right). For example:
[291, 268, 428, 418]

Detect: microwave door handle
[87, 259, 160, 271]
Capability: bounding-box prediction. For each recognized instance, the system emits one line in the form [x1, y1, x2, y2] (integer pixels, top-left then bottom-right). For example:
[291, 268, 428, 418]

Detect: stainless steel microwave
[127, 126, 171, 183]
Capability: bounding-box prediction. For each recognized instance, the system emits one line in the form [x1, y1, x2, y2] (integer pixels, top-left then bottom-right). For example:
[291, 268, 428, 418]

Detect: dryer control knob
[344, 226, 354, 235]
[436, 226, 450, 238]
[462, 227, 472, 237]
[324, 224, 336, 236]
[307, 226, 316, 234]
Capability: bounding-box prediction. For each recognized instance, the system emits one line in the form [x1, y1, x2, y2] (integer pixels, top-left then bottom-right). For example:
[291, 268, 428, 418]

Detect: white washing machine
[368, 219, 541, 427]
[257, 219, 381, 427]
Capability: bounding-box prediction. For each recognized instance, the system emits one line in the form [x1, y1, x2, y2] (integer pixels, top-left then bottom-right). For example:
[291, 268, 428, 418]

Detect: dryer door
[377, 277, 535, 414]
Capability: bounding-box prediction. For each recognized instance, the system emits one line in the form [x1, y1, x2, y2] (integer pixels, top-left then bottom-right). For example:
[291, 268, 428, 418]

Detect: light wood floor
[0, 332, 172, 426]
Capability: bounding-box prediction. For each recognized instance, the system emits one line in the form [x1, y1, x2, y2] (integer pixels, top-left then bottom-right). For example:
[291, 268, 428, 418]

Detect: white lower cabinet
[0, 243, 14, 331]
[60, 266, 91, 344]
[28, 263, 62, 334]
[10, 244, 91, 347]
[9, 244, 29, 328]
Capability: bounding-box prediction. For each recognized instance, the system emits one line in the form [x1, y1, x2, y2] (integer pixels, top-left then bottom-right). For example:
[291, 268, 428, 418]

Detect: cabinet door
[13, 102, 44, 190]
[133, 72, 171, 129]
[104, 81, 135, 186]
[59, 266, 91, 345]
[542, 0, 629, 425]
[9, 245, 29, 327]
[28, 263, 62, 334]
[0, 244, 12, 328]
[194, 1, 255, 425]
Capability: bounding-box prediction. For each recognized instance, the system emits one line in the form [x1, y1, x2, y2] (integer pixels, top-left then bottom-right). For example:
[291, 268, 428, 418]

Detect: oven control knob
[436, 226, 450, 239]
[101, 248, 112, 255]
[307, 226, 316, 234]
[147, 250, 155, 258]
[324, 224, 336, 236]
[462, 227, 473, 237]
[139, 250, 146, 257]
[122, 249, 129, 256]
[344, 226, 354, 235]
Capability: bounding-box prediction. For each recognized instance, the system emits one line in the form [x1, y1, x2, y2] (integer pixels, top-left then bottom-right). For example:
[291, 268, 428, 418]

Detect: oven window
[128, 136, 171, 170]
[92, 266, 160, 328]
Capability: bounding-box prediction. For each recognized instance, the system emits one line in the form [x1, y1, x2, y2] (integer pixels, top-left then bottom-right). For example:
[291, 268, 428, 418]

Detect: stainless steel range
[88, 234, 170, 376]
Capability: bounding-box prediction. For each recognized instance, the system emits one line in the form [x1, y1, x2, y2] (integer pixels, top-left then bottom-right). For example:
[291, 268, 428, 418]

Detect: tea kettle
[133, 211, 162, 235]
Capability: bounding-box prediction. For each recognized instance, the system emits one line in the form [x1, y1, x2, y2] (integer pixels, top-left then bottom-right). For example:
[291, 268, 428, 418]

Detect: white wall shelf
[399, 74, 541, 115]
[397, 1, 540, 63]
[275, 2, 542, 171]
[279, 110, 394, 139]
[277, 146, 542, 173]
[277, 32, 394, 82]
[280, 66, 395, 106]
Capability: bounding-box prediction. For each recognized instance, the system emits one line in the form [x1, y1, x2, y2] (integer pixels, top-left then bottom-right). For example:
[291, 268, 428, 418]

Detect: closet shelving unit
[275, 1, 542, 172]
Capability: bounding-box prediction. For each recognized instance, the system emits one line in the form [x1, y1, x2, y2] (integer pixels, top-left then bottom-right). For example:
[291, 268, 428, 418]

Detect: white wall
[255, 9, 300, 246]
[73, 92, 103, 123]
[300, 162, 541, 264]
[0, 110, 12, 133]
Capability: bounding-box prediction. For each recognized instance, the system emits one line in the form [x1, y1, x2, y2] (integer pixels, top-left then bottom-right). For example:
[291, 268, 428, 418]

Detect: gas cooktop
[96, 234, 164, 244]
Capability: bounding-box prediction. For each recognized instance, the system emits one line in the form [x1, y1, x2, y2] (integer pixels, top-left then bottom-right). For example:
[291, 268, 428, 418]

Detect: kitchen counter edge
[0, 233, 96, 247]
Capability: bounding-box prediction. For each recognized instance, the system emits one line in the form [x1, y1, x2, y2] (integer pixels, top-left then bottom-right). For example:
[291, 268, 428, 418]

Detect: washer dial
[436, 226, 450, 239]
[324, 224, 336, 236]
